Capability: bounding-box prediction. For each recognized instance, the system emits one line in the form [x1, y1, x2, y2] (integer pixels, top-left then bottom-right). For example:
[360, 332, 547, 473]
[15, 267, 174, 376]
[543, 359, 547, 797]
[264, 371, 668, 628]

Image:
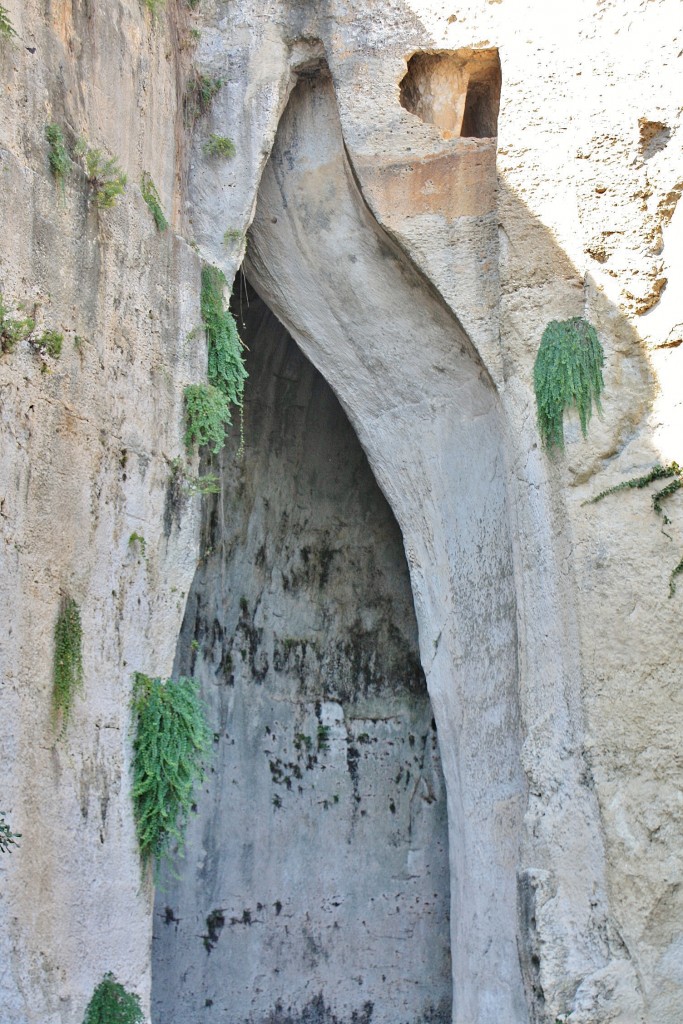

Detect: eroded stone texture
[152, 294, 451, 1024]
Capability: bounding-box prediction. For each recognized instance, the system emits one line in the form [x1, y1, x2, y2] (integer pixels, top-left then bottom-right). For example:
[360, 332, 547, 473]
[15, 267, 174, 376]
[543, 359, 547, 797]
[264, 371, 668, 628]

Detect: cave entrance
[399, 48, 501, 137]
[151, 283, 452, 1024]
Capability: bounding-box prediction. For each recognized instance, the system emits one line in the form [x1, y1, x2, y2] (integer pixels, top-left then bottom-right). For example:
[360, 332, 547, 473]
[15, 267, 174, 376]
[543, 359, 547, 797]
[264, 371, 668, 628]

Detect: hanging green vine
[200, 264, 247, 452]
[52, 595, 84, 730]
[534, 317, 605, 449]
[82, 974, 143, 1024]
[584, 461, 683, 596]
[131, 673, 210, 867]
[201, 266, 247, 404]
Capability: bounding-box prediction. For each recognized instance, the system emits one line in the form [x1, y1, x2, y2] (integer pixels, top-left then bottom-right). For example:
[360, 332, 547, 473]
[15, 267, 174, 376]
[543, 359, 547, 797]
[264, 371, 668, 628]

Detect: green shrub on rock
[131, 673, 210, 866]
[534, 317, 604, 449]
[82, 974, 143, 1024]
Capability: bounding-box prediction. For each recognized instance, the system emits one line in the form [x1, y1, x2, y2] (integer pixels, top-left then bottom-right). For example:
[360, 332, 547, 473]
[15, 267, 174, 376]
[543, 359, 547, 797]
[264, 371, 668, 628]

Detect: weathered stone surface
[1, 0, 682, 1022]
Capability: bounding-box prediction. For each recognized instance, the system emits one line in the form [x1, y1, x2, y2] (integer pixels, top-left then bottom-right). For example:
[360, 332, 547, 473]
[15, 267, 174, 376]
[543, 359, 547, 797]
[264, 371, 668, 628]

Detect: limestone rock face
[1, 1, 682, 1023]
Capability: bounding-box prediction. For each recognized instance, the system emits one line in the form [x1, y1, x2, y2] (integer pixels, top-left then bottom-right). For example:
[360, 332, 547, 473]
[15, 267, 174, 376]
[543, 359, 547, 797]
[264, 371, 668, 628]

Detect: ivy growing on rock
[52, 595, 84, 730]
[534, 317, 605, 449]
[131, 673, 210, 867]
[82, 974, 143, 1024]
[584, 461, 683, 596]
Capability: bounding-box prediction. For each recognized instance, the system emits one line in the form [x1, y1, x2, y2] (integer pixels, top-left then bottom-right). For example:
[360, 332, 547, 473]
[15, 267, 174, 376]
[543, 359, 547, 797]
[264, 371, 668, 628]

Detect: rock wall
[1, 1, 682, 1023]
[0, 2, 203, 1020]
[152, 292, 451, 1024]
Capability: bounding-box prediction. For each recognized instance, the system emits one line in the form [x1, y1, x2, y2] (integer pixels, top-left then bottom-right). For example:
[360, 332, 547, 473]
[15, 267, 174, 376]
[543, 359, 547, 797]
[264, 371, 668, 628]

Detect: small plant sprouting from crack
[317, 724, 331, 751]
[46, 124, 70, 194]
[140, 172, 168, 231]
[1, 294, 63, 360]
[184, 73, 224, 125]
[203, 134, 236, 159]
[0, 294, 35, 354]
[31, 329, 63, 358]
[79, 145, 127, 209]
[128, 532, 147, 559]
[584, 462, 683, 596]
[534, 317, 605, 450]
[52, 595, 84, 732]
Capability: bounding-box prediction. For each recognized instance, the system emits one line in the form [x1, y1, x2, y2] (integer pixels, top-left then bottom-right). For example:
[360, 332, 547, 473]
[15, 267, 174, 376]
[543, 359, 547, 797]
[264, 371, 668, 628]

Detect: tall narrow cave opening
[151, 283, 452, 1024]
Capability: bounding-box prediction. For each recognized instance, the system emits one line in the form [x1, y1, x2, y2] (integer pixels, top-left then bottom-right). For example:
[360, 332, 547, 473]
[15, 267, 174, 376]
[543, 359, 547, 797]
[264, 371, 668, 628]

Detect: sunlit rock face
[152, 291, 452, 1024]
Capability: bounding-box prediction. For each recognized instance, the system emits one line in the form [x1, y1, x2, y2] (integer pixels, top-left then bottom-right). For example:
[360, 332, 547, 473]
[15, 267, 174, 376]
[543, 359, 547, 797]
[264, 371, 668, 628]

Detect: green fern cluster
[82, 974, 143, 1024]
[82, 147, 127, 209]
[201, 265, 247, 408]
[585, 462, 683, 596]
[184, 383, 232, 454]
[0, 813, 20, 853]
[46, 124, 70, 191]
[53, 596, 84, 729]
[534, 317, 605, 449]
[140, 171, 168, 231]
[131, 673, 210, 866]
[0, 5, 15, 38]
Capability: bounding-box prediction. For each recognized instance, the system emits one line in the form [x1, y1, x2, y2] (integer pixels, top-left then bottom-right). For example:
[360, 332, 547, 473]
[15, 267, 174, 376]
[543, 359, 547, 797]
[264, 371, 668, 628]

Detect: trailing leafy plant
[81, 147, 127, 209]
[140, 171, 168, 231]
[131, 673, 210, 866]
[52, 595, 84, 730]
[0, 294, 35, 354]
[82, 973, 143, 1024]
[184, 383, 232, 454]
[534, 317, 605, 449]
[584, 461, 683, 596]
[0, 813, 20, 853]
[201, 265, 247, 415]
[184, 72, 224, 125]
[45, 124, 70, 193]
[0, 4, 15, 38]
[203, 133, 236, 159]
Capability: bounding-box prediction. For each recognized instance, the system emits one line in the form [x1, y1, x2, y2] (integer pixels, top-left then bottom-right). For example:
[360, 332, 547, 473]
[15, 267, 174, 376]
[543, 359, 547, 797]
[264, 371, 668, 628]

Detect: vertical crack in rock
[152, 287, 451, 1024]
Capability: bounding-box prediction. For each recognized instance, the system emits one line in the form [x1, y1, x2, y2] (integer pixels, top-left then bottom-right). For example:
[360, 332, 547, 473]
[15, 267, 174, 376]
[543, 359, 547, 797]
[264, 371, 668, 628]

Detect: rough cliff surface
[1, 1, 682, 1023]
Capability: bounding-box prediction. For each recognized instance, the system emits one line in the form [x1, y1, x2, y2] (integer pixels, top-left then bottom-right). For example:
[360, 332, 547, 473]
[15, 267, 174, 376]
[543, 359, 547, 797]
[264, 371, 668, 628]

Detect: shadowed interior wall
[151, 291, 452, 1024]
